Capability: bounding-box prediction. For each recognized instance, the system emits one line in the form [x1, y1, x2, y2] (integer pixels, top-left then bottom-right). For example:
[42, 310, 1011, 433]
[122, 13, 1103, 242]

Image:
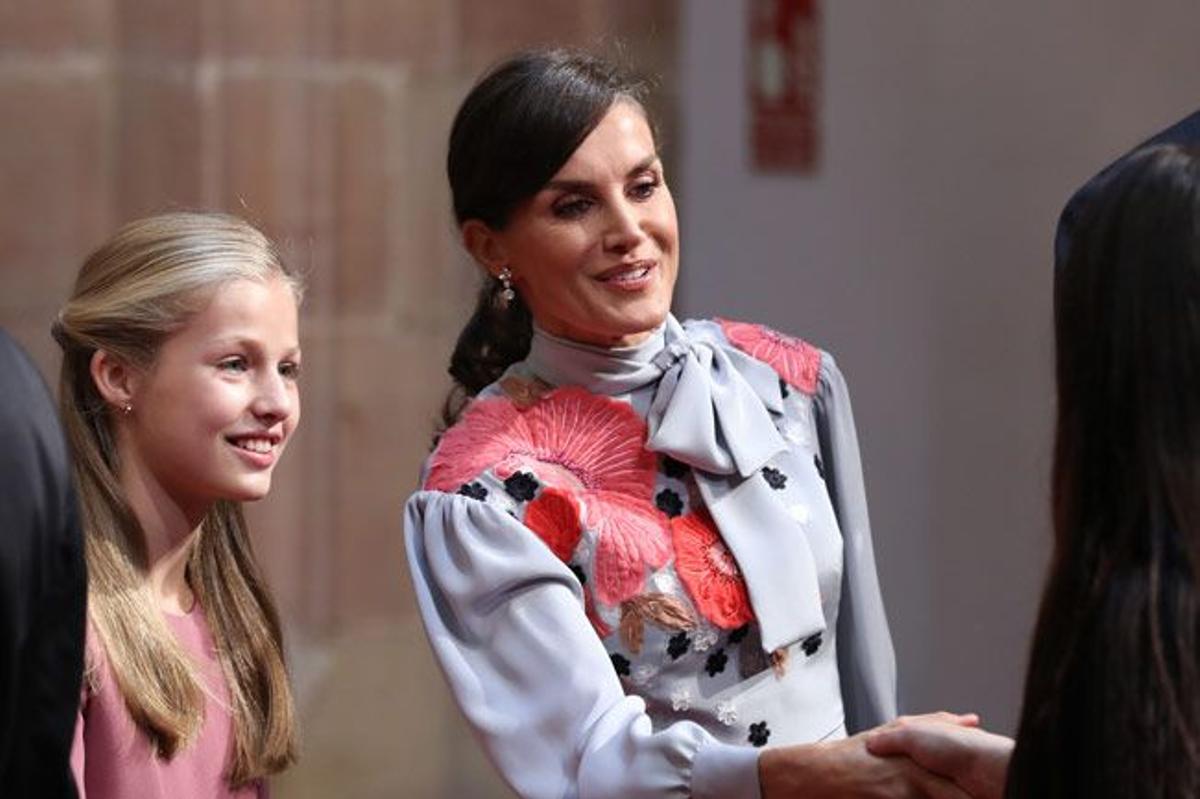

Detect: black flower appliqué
[779, 377, 790, 399]
[611, 653, 631, 677]
[569, 563, 587, 586]
[503, 471, 539, 502]
[748, 721, 771, 747]
[762, 466, 787, 490]
[728, 624, 751, 645]
[655, 488, 684, 518]
[705, 649, 728, 677]
[667, 631, 691, 660]
[661, 455, 688, 479]
[802, 632, 823, 657]
[456, 482, 488, 500]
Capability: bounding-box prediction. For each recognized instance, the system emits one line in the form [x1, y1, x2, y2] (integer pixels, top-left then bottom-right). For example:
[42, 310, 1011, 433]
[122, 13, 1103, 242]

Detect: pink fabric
[426, 386, 675, 608]
[70, 609, 264, 799]
[583, 491, 673, 606]
[424, 386, 657, 495]
[717, 318, 823, 396]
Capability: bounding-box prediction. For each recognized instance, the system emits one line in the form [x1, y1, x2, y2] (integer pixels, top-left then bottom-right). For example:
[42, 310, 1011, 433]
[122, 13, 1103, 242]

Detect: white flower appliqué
[632, 664, 658, 686]
[692, 627, 719, 653]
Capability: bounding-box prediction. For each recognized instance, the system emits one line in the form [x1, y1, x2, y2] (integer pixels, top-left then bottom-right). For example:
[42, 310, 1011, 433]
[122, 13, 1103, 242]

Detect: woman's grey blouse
[403, 317, 896, 799]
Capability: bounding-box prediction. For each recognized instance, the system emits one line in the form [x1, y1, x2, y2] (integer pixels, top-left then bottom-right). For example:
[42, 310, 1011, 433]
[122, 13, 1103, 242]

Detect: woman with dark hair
[867, 143, 1200, 798]
[405, 50, 970, 798]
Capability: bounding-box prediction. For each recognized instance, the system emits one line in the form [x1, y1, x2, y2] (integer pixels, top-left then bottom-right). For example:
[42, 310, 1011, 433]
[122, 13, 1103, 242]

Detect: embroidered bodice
[404, 317, 895, 799]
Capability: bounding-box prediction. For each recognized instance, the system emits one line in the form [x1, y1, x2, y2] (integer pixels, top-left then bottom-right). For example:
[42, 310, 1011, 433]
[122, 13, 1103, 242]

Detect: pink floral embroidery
[717, 318, 822, 396]
[671, 510, 755, 629]
[584, 491, 673, 606]
[426, 386, 670, 610]
[524, 487, 582, 562]
[424, 386, 657, 496]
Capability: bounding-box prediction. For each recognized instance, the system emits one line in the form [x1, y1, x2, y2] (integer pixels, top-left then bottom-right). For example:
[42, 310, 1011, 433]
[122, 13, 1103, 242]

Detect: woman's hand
[865, 715, 1014, 799]
[759, 713, 981, 799]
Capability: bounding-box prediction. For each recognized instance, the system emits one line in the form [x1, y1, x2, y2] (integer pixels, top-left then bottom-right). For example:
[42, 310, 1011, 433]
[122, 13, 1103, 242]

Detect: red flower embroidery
[525, 487, 615, 638]
[424, 386, 657, 496]
[671, 510, 755, 629]
[524, 487, 582, 561]
[584, 491, 673, 606]
[717, 319, 822, 396]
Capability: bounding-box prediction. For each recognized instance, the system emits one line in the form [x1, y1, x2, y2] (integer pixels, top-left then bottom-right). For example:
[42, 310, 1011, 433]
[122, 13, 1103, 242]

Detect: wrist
[758, 743, 827, 798]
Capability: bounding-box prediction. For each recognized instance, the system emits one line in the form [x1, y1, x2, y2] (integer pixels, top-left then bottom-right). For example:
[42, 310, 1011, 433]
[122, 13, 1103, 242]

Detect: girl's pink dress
[70, 607, 265, 798]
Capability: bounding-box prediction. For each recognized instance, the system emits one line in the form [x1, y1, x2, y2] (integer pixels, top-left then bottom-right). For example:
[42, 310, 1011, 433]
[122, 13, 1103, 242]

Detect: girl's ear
[90, 350, 140, 413]
[461, 220, 510, 278]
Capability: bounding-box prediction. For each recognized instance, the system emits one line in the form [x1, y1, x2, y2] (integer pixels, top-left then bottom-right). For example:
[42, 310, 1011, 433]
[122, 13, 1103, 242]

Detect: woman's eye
[218, 357, 249, 373]
[552, 197, 593, 219]
[629, 178, 659, 200]
[279, 361, 301, 380]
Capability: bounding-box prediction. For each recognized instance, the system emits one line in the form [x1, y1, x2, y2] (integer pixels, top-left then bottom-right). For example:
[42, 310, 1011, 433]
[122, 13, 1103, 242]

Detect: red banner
[748, 0, 821, 173]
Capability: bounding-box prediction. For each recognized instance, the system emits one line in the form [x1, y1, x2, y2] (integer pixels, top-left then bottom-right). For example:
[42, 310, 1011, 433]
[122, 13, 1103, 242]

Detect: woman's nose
[602, 199, 648, 253]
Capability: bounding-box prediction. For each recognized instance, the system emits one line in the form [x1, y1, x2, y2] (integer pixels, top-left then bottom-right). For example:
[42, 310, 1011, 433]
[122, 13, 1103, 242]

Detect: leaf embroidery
[499, 375, 553, 409]
[618, 592, 697, 653]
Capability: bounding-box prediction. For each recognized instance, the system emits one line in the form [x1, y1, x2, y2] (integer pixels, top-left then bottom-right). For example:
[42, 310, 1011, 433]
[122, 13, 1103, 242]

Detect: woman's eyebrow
[544, 155, 661, 193]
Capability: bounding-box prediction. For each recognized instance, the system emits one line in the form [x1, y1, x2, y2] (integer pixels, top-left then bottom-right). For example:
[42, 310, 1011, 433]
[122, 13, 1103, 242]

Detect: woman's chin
[604, 310, 669, 346]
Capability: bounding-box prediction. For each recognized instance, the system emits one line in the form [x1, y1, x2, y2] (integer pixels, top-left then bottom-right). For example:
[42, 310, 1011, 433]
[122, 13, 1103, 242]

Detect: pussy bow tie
[526, 316, 826, 652]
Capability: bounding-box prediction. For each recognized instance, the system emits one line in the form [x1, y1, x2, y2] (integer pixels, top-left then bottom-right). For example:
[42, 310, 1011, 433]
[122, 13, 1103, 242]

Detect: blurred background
[2, 0, 1199, 795]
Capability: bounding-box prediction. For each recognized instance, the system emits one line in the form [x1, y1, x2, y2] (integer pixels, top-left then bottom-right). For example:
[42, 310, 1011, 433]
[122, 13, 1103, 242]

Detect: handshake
[759, 712, 1014, 799]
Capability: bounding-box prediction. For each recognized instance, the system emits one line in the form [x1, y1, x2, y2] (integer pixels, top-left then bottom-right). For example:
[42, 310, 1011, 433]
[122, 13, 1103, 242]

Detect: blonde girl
[55, 212, 300, 798]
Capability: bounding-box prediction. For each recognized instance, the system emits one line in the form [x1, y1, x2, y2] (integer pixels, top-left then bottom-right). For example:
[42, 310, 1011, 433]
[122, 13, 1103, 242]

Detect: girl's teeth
[235, 439, 272, 453]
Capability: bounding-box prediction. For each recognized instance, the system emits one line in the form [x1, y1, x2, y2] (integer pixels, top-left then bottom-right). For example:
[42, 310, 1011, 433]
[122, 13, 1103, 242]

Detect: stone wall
[0, 2, 677, 794]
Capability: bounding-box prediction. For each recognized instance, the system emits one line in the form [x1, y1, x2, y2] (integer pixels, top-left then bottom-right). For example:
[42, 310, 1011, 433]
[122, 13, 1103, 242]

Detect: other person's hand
[865, 714, 1014, 799]
[759, 713, 981, 799]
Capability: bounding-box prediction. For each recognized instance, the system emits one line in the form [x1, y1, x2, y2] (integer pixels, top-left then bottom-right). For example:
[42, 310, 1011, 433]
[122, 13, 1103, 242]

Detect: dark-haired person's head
[1008, 143, 1200, 798]
[442, 50, 677, 425]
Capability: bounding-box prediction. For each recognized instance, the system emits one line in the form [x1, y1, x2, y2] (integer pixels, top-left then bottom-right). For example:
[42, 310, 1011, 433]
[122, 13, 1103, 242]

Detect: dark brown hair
[1007, 144, 1200, 797]
[441, 49, 651, 427]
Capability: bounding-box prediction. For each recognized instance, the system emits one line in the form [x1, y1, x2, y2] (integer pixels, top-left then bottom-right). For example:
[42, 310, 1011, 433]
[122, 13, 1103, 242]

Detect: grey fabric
[403, 316, 896, 797]
[527, 316, 825, 653]
[815, 359, 897, 732]
[405, 492, 760, 799]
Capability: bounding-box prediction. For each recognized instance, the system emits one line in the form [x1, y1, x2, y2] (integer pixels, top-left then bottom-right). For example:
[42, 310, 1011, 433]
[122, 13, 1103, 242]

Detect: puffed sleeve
[812, 355, 897, 732]
[404, 490, 762, 799]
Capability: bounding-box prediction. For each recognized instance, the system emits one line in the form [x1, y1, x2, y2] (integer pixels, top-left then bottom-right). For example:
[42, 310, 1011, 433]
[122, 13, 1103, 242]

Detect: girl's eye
[552, 197, 593, 219]
[219, 356, 249, 373]
[279, 361, 301, 380]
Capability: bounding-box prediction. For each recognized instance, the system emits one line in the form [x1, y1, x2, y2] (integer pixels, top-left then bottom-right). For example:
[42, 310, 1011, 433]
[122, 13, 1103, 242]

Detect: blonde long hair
[54, 212, 301, 785]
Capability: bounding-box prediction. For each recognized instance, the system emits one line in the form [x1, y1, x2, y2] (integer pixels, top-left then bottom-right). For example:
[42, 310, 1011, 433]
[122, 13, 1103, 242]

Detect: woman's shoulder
[684, 316, 835, 397]
[420, 377, 654, 498]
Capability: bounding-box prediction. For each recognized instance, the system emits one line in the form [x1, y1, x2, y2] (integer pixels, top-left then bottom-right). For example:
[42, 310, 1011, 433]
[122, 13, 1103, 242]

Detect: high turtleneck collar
[525, 319, 669, 395]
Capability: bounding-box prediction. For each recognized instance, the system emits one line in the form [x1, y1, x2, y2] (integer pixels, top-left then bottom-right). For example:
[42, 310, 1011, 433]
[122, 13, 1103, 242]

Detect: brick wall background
[0, 2, 678, 795]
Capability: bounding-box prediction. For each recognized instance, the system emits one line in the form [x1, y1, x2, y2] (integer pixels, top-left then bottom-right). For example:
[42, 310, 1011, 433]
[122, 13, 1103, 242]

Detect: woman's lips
[595, 260, 657, 291]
